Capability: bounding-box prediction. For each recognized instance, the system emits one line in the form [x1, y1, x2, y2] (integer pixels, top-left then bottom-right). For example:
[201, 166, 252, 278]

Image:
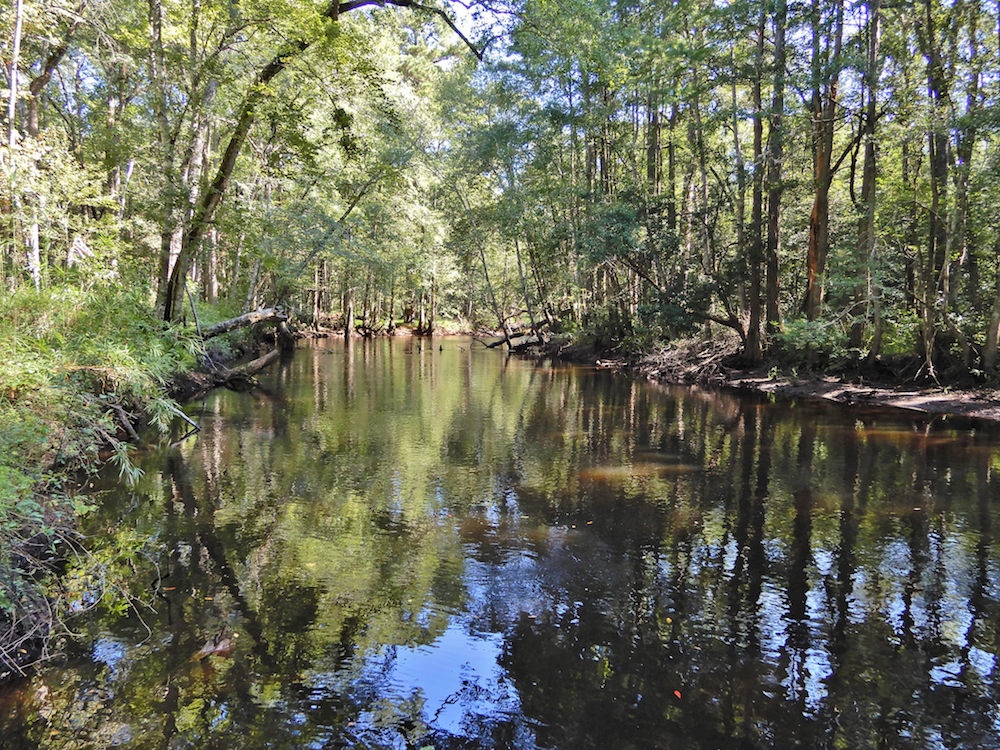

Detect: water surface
[2, 338, 999, 749]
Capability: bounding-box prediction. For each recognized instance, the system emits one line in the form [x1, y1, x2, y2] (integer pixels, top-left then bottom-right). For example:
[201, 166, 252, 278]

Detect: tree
[156, 0, 482, 322]
[849, 0, 882, 354]
[765, 0, 787, 337]
[804, 0, 846, 321]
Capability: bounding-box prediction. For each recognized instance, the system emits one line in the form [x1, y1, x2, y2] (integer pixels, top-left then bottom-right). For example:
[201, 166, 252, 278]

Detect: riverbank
[658, 365, 1000, 423]
[0, 284, 204, 680]
[526, 333, 1000, 425]
[266, 326, 1000, 423]
[637, 338, 1000, 423]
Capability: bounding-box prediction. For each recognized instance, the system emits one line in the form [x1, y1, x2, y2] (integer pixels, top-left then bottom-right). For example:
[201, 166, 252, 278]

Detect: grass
[0, 279, 199, 677]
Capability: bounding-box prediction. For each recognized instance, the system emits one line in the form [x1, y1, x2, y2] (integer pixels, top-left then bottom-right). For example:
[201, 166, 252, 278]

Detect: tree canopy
[2, 0, 999, 375]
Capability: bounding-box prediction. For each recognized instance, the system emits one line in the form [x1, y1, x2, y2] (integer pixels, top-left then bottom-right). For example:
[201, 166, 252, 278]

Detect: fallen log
[202, 308, 287, 340]
[508, 335, 543, 353]
[225, 347, 281, 378]
[193, 309, 292, 392]
[216, 348, 281, 391]
[476, 330, 535, 349]
[174, 348, 282, 399]
[477, 336, 508, 349]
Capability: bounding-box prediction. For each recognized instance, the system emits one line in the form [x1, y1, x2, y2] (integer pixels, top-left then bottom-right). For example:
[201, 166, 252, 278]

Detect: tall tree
[912, 0, 957, 375]
[745, 9, 766, 362]
[764, 0, 787, 337]
[157, 0, 481, 321]
[804, 0, 845, 321]
[850, 0, 882, 354]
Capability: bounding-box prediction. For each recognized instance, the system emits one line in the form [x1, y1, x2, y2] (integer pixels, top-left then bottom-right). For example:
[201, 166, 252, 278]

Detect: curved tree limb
[161, 0, 481, 321]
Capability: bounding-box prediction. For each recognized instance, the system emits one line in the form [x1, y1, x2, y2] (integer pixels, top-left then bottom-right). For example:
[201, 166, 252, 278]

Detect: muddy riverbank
[635, 339, 1000, 423]
[527, 333, 1000, 424]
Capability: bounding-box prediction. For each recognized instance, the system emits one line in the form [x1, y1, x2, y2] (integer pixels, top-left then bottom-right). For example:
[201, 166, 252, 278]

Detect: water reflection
[2, 338, 1000, 749]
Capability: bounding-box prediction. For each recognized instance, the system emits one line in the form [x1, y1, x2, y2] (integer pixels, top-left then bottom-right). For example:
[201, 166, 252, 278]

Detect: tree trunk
[5, 0, 24, 153]
[914, 0, 954, 377]
[25, 209, 41, 291]
[344, 286, 355, 338]
[805, 185, 831, 321]
[805, 0, 844, 321]
[321, 259, 330, 323]
[599, 85, 613, 197]
[361, 273, 372, 330]
[149, 0, 181, 316]
[949, 7, 982, 313]
[161, 42, 302, 321]
[428, 273, 436, 335]
[851, 0, 882, 354]
[982, 245, 1000, 371]
[666, 106, 678, 235]
[745, 14, 766, 363]
[244, 258, 261, 313]
[689, 69, 712, 284]
[386, 276, 396, 334]
[765, 0, 787, 337]
[202, 308, 287, 340]
[521, 241, 548, 328]
[515, 236, 540, 335]
[646, 97, 661, 196]
[203, 228, 219, 303]
[730, 63, 747, 314]
[221, 348, 281, 383]
[312, 265, 320, 327]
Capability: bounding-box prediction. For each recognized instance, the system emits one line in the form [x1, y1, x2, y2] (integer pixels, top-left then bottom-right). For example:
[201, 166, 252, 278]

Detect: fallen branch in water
[177, 348, 282, 398]
[180, 307, 296, 398]
[223, 348, 281, 381]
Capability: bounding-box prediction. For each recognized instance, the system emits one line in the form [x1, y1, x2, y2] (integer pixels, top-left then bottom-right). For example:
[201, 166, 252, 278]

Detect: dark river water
[2, 337, 1000, 749]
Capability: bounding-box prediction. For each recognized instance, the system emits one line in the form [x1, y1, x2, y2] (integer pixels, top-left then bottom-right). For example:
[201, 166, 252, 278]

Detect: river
[1, 337, 999, 749]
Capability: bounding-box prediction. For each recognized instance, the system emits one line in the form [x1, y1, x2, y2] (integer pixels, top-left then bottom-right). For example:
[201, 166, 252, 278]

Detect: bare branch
[336, 0, 483, 60]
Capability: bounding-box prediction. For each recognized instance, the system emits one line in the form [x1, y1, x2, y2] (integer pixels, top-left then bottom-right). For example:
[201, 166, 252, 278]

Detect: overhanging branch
[336, 0, 484, 60]
[163, 0, 481, 321]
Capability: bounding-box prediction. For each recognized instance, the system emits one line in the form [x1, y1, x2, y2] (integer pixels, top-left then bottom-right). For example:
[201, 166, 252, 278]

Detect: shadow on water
[2, 337, 1000, 749]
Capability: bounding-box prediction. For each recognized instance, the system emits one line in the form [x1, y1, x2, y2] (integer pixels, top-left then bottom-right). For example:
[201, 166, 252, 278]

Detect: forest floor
[535, 334, 1000, 425]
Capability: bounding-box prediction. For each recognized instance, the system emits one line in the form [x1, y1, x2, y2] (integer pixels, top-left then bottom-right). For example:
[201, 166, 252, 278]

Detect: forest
[1, 0, 999, 672]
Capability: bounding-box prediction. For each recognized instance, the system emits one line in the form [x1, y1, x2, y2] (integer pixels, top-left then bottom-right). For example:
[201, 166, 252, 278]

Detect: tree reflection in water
[1, 338, 999, 749]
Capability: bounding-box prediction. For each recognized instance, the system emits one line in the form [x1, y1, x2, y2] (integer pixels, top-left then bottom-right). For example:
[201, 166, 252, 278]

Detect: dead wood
[476, 328, 543, 350]
[276, 320, 296, 353]
[173, 348, 282, 400]
[202, 308, 287, 340]
[226, 348, 280, 379]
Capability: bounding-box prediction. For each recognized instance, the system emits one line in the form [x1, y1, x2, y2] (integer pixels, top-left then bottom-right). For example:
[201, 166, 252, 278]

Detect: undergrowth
[0, 279, 199, 678]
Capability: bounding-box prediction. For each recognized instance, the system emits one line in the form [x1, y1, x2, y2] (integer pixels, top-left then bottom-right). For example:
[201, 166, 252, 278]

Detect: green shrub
[774, 318, 849, 369]
[0, 279, 204, 667]
[878, 309, 921, 357]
